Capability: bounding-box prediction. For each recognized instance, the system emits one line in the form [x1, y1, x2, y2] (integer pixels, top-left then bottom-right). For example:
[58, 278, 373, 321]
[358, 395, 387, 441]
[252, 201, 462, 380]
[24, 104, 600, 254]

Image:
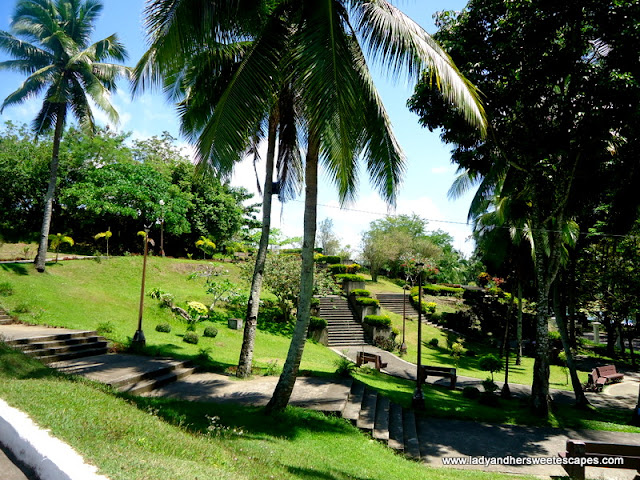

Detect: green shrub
[462, 386, 481, 400]
[203, 326, 218, 338]
[323, 255, 342, 264]
[363, 315, 391, 328]
[281, 248, 302, 254]
[334, 356, 355, 377]
[355, 297, 379, 307]
[183, 332, 199, 344]
[328, 264, 348, 274]
[0, 282, 14, 297]
[350, 289, 370, 297]
[423, 302, 437, 315]
[374, 335, 398, 352]
[345, 263, 361, 273]
[478, 354, 503, 381]
[410, 284, 464, 297]
[309, 316, 328, 330]
[335, 273, 365, 282]
[310, 298, 320, 308]
[13, 303, 30, 314]
[155, 323, 172, 333]
[481, 378, 499, 394]
[391, 327, 400, 337]
[97, 322, 114, 334]
[428, 338, 439, 348]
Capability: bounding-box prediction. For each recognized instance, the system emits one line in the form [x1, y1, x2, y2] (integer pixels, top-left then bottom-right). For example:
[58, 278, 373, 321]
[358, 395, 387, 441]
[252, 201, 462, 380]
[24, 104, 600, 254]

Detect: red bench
[596, 365, 624, 383]
[559, 439, 639, 480]
[356, 352, 387, 371]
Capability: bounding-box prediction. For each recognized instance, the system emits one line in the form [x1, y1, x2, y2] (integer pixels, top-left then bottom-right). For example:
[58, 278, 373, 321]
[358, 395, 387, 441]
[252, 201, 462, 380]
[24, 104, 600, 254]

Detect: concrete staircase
[5, 330, 108, 363]
[377, 293, 438, 327]
[0, 308, 13, 325]
[318, 295, 367, 347]
[341, 380, 421, 460]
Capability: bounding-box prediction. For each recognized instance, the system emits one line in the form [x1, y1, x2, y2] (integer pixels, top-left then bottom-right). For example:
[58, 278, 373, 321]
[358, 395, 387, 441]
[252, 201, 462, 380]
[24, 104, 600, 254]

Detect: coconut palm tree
[133, 0, 486, 411]
[0, 0, 129, 272]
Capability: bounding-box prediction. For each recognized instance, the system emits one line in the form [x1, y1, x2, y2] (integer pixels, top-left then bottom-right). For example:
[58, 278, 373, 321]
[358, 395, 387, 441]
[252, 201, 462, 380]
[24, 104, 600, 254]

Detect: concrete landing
[144, 373, 353, 413]
[0, 324, 91, 341]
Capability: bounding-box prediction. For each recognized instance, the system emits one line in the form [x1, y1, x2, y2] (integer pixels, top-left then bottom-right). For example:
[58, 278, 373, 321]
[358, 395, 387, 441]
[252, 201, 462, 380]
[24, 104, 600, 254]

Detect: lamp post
[412, 262, 425, 410]
[401, 285, 408, 354]
[132, 224, 151, 350]
[158, 199, 165, 257]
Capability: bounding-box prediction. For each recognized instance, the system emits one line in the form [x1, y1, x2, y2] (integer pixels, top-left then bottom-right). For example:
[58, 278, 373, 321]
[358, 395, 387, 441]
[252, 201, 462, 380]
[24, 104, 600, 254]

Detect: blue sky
[0, 0, 476, 256]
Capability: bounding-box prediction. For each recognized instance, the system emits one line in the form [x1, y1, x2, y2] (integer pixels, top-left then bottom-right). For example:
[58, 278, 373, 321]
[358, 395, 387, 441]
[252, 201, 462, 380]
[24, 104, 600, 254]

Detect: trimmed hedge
[363, 315, 391, 328]
[410, 284, 464, 297]
[329, 264, 348, 274]
[183, 332, 199, 344]
[355, 297, 379, 307]
[323, 255, 342, 264]
[350, 289, 371, 297]
[203, 326, 218, 338]
[335, 273, 365, 282]
[155, 323, 171, 333]
[309, 316, 328, 330]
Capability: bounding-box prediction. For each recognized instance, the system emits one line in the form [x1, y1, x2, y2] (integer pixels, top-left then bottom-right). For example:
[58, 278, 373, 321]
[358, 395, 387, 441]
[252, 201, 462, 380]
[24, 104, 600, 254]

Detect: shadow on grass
[142, 342, 235, 373]
[126, 394, 355, 442]
[0, 263, 28, 275]
[0, 344, 62, 380]
[286, 466, 371, 480]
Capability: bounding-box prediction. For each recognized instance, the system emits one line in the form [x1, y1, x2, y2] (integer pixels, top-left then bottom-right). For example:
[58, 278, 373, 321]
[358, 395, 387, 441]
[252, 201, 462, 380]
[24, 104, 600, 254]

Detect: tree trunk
[266, 133, 319, 413]
[567, 259, 577, 347]
[553, 280, 589, 408]
[35, 104, 66, 272]
[237, 114, 278, 378]
[516, 278, 523, 365]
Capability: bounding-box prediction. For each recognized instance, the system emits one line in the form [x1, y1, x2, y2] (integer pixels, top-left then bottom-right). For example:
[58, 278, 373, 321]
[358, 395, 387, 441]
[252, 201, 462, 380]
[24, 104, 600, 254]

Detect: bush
[478, 354, 503, 380]
[479, 392, 500, 407]
[329, 264, 348, 274]
[309, 316, 328, 330]
[481, 378, 499, 393]
[183, 332, 199, 344]
[374, 335, 398, 352]
[410, 284, 464, 297]
[345, 263, 361, 274]
[363, 315, 391, 328]
[323, 255, 342, 264]
[428, 338, 439, 348]
[355, 297, 379, 307]
[423, 302, 437, 315]
[155, 323, 172, 333]
[310, 297, 320, 308]
[97, 322, 114, 334]
[13, 303, 30, 314]
[281, 248, 302, 254]
[0, 282, 14, 297]
[334, 356, 355, 377]
[203, 326, 218, 338]
[334, 273, 365, 282]
[390, 278, 408, 288]
[350, 289, 371, 297]
[462, 386, 481, 400]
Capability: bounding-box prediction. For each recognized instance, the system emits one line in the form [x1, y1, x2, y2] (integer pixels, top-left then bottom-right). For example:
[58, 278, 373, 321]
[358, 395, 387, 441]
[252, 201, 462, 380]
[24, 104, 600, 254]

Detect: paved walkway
[335, 344, 640, 410]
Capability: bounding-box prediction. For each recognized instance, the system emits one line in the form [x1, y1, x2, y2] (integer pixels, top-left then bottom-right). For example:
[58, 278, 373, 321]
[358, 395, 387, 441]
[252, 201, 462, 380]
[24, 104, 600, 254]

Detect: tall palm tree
[0, 0, 129, 272]
[133, 0, 486, 411]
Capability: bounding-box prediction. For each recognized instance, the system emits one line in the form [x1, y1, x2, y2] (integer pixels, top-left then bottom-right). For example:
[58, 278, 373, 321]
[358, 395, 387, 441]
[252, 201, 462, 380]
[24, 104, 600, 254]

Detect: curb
[0, 399, 109, 480]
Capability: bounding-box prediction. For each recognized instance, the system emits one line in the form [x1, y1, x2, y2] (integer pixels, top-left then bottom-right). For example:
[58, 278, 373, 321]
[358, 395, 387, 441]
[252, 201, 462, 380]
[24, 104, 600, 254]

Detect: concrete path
[0, 443, 36, 480]
[335, 344, 640, 410]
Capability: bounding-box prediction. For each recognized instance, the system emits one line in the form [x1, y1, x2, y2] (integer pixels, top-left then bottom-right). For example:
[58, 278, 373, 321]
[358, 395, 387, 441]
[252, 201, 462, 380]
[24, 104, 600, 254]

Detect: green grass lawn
[0, 256, 338, 374]
[0, 344, 527, 480]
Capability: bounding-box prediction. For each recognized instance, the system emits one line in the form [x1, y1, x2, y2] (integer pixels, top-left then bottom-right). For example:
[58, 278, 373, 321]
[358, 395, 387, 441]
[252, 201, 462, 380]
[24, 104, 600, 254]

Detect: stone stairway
[318, 295, 367, 347]
[5, 330, 108, 363]
[341, 379, 421, 460]
[53, 354, 197, 395]
[0, 308, 13, 325]
[377, 293, 439, 328]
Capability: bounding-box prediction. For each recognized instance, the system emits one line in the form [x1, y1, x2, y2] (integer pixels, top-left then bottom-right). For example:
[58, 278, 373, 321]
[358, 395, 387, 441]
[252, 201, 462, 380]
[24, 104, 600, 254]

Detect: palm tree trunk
[516, 277, 523, 365]
[35, 104, 66, 273]
[266, 133, 319, 413]
[237, 114, 278, 378]
[553, 279, 589, 408]
[531, 228, 551, 416]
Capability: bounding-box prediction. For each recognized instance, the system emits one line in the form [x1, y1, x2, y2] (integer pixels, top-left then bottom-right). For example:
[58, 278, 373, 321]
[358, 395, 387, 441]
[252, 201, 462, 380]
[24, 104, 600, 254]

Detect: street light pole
[412, 263, 425, 410]
[132, 226, 150, 349]
[401, 285, 407, 353]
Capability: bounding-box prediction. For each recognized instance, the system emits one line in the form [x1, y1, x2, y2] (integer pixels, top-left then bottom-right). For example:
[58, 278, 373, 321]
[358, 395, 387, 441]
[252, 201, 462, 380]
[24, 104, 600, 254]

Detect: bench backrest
[361, 353, 379, 362]
[422, 366, 456, 375]
[596, 365, 618, 377]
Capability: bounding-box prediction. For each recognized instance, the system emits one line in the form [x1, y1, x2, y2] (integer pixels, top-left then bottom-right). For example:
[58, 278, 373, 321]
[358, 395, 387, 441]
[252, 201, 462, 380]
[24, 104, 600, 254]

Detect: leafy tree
[408, 0, 640, 416]
[317, 218, 341, 256]
[0, 0, 130, 272]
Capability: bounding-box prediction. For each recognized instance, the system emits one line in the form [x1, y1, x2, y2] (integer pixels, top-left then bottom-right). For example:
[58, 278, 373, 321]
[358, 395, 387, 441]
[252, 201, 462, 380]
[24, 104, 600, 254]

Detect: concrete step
[37, 346, 109, 364]
[342, 382, 365, 423]
[373, 395, 390, 442]
[18, 336, 104, 351]
[356, 389, 377, 431]
[388, 402, 404, 451]
[22, 340, 108, 357]
[109, 360, 193, 389]
[402, 409, 421, 460]
[5, 330, 97, 346]
[120, 366, 197, 395]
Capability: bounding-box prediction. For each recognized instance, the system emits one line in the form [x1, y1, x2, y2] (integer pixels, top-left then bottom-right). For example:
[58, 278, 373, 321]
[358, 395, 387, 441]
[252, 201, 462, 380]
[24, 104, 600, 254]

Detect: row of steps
[318, 296, 367, 347]
[341, 380, 421, 460]
[0, 308, 13, 325]
[5, 330, 108, 363]
[377, 293, 445, 330]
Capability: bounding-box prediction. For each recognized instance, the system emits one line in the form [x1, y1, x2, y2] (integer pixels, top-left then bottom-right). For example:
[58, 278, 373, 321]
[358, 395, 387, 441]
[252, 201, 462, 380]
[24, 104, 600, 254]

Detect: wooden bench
[596, 365, 624, 384]
[559, 439, 639, 480]
[420, 365, 457, 389]
[356, 352, 387, 371]
[587, 368, 607, 392]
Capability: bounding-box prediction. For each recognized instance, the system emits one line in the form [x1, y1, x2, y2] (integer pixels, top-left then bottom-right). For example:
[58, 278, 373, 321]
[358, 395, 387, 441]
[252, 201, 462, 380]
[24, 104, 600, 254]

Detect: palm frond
[0, 64, 57, 112]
